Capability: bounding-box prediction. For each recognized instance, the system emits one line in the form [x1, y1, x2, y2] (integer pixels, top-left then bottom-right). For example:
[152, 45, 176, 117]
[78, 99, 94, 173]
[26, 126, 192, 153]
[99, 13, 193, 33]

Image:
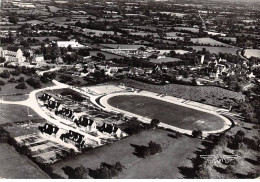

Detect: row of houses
[39, 93, 125, 139]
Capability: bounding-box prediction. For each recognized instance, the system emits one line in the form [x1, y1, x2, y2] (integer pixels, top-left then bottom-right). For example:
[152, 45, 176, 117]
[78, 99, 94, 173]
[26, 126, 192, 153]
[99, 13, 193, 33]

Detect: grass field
[108, 95, 225, 131]
[0, 143, 49, 179]
[0, 104, 42, 125]
[190, 46, 238, 55]
[191, 38, 231, 47]
[50, 129, 202, 179]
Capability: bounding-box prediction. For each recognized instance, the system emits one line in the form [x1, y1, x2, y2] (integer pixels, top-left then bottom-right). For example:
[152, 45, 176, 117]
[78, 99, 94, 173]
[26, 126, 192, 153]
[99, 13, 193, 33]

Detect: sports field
[107, 95, 225, 131]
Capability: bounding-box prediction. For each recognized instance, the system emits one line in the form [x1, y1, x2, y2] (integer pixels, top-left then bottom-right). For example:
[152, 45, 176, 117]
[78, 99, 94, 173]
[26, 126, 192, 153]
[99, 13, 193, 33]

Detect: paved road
[0, 80, 99, 143]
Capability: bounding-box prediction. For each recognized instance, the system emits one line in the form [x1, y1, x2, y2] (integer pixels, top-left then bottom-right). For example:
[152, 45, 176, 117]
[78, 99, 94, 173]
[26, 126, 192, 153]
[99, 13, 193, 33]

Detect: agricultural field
[0, 143, 49, 179]
[149, 57, 181, 64]
[50, 129, 203, 179]
[23, 36, 60, 42]
[89, 51, 124, 60]
[190, 46, 239, 55]
[107, 95, 225, 131]
[191, 38, 232, 47]
[244, 49, 260, 59]
[174, 27, 200, 33]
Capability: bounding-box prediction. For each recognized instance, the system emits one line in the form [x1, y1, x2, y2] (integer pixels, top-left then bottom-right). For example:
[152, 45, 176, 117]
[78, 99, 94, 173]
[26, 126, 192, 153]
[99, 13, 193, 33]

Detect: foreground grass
[51, 129, 202, 179]
[0, 143, 50, 179]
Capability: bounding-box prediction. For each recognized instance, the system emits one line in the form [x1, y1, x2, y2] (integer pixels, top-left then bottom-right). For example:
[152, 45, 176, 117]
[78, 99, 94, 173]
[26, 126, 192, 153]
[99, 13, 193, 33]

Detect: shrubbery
[133, 141, 162, 158]
[192, 130, 203, 138]
[26, 77, 41, 88]
[0, 80, 5, 86]
[0, 70, 10, 78]
[59, 74, 73, 83]
[15, 82, 27, 89]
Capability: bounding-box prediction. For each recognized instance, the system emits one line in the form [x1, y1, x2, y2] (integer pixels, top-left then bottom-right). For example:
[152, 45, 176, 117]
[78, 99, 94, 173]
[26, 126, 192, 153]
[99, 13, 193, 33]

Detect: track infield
[105, 94, 229, 132]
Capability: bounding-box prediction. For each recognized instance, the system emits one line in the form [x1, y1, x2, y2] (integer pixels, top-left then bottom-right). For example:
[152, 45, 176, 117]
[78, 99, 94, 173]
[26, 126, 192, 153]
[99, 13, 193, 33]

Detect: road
[0, 80, 100, 143]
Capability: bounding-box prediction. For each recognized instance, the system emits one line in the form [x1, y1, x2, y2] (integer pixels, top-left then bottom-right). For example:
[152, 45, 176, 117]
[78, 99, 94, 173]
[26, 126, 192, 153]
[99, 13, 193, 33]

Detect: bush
[8, 77, 16, 83]
[59, 74, 73, 83]
[123, 118, 144, 135]
[17, 77, 24, 82]
[0, 70, 10, 78]
[148, 141, 162, 155]
[10, 69, 21, 76]
[192, 130, 203, 138]
[94, 162, 124, 179]
[26, 77, 41, 88]
[74, 165, 91, 179]
[40, 76, 49, 83]
[15, 82, 27, 89]
[151, 118, 160, 128]
[0, 80, 5, 85]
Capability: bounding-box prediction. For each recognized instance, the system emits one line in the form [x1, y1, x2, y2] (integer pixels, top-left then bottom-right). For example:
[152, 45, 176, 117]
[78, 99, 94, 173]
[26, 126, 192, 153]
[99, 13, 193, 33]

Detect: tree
[59, 74, 73, 83]
[74, 165, 90, 179]
[0, 70, 10, 78]
[15, 82, 27, 89]
[0, 80, 5, 86]
[148, 141, 162, 155]
[192, 130, 203, 138]
[96, 165, 112, 179]
[97, 52, 106, 60]
[26, 77, 41, 88]
[78, 49, 90, 57]
[17, 77, 24, 82]
[8, 77, 16, 83]
[150, 118, 160, 128]
[0, 57, 5, 63]
[9, 15, 18, 24]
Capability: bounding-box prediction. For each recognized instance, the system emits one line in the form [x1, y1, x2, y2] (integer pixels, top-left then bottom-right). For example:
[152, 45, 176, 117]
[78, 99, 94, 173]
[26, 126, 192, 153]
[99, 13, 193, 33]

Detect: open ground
[50, 129, 203, 179]
[0, 143, 50, 179]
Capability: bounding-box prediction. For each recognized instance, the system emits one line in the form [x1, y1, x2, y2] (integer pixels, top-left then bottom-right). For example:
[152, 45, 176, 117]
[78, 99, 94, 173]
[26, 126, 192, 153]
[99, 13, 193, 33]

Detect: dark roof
[39, 123, 59, 135]
[77, 117, 95, 127]
[99, 123, 118, 134]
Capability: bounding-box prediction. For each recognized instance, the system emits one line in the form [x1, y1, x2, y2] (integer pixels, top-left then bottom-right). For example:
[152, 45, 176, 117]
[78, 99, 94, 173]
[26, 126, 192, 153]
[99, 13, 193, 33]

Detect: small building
[74, 116, 97, 131]
[39, 123, 59, 137]
[98, 123, 125, 138]
[60, 130, 85, 148]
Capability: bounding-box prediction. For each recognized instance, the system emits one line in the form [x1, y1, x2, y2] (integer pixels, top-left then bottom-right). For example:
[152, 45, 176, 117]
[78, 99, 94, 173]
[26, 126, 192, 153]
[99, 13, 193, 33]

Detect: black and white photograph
[0, 0, 259, 179]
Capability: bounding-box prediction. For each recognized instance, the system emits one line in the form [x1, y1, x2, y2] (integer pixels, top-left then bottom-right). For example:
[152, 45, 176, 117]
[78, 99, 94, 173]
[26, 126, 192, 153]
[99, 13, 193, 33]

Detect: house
[32, 54, 44, 63]
[60, 130, 85, 148]
[56, 39, 86, 48]
[45, 100, 61, 110]
[56, 107, 75, 121]
[0, 46, 26, 63]
[74, 116, 97, 131]
[39, 123, 59, 137]
[98, 123, 125, 138]
[39, 93, 52, 102]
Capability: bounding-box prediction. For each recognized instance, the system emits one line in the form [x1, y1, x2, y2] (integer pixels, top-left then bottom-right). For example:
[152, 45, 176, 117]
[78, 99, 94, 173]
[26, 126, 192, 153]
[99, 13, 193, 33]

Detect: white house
[56, 39, 86, 48]
[0, 46, 26, 63]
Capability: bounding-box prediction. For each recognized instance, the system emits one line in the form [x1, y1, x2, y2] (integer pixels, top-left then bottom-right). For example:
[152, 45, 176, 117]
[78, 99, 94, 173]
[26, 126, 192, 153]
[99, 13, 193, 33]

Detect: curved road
[0, 80, 99, 143]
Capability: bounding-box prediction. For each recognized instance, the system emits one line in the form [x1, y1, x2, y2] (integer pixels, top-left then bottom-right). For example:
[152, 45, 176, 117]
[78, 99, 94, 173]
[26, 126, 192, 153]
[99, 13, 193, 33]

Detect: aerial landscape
[0, 0, 259, 179]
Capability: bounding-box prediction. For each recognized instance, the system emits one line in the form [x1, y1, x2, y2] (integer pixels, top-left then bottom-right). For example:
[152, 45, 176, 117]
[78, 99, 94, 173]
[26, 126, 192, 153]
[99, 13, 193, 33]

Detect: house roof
[99, 123, 119, 134]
